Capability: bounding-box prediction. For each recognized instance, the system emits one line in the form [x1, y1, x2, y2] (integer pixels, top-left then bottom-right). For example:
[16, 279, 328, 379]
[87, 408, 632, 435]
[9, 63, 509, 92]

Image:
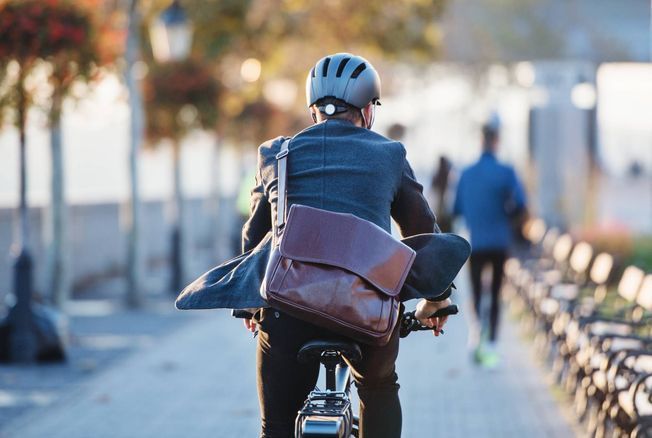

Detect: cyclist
[242, 53, 452, 438]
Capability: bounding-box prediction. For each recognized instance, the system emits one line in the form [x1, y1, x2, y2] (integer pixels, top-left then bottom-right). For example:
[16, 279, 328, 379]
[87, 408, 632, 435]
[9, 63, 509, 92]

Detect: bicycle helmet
[306, 53, 381, 111]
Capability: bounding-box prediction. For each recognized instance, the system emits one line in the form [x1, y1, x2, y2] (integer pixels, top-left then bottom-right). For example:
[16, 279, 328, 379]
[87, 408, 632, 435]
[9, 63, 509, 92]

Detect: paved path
[2, 278, 575, 438]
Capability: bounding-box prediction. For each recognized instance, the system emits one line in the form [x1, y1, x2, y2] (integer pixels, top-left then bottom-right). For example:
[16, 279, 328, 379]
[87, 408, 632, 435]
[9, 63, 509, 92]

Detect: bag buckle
[276, 149, 289, 159]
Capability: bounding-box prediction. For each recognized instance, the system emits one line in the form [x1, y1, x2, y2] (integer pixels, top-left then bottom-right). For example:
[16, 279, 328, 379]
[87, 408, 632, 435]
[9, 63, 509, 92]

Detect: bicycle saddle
[297, 339, 362, 363]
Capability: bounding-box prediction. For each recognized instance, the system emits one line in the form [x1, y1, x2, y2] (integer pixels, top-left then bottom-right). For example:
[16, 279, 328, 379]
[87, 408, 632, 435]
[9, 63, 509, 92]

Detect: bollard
[170, 225, 183, 294]
[0, 248, 65, 364]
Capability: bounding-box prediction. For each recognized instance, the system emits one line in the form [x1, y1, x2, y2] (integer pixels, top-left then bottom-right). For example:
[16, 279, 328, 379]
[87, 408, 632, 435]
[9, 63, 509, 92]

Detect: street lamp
[149, 0, 193, 294]
[571, 80, 597, 110]
[150, 0, 193, 63]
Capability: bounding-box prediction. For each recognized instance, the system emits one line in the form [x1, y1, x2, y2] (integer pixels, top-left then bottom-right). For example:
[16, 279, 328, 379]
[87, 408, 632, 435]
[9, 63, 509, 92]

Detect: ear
[310, 107, 318, 124]
[362, 103, 375, 129]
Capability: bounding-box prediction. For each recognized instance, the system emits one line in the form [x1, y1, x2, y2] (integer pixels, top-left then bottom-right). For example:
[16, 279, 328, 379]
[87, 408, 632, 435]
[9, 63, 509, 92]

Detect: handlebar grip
[399, 304, 460, 338]
[231, 309, 254, 319]
[427, 304, 459, 319]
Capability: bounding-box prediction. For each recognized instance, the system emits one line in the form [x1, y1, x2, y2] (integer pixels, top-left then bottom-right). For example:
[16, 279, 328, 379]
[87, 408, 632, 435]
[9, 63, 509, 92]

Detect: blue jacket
[453, 152, 526, 251]
[176, 120, 470, 310]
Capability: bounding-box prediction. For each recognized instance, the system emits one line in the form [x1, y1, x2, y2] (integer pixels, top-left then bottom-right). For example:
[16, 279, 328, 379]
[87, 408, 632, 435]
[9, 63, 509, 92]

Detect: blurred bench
[505, 219, 651, 437]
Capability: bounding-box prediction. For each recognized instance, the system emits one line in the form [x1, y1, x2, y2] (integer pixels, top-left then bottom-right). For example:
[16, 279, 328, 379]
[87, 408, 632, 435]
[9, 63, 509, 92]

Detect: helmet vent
[322, 58, 331, 76]
[335, 58, 351, 77]
[350, 63, 367, 79]
[310, 67, 315, 78]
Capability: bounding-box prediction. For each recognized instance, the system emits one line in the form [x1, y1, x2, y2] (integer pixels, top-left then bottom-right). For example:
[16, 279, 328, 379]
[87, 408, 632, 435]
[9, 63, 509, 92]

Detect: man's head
[306, 53, 381, 129]
[482, 113, 501, 153]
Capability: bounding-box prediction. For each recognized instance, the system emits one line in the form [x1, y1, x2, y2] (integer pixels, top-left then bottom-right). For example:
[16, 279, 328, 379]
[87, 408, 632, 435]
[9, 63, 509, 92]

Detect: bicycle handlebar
[233, 304, 460, 339]
[399, 304, 459, 338]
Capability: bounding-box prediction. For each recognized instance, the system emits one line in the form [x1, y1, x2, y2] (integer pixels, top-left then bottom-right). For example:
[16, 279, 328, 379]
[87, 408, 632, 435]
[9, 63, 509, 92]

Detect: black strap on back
[275, 139, 290, 238]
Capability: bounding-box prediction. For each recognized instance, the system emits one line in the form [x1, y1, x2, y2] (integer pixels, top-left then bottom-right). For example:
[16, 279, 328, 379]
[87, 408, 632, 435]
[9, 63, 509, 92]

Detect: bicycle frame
[232, 306, 460, 437]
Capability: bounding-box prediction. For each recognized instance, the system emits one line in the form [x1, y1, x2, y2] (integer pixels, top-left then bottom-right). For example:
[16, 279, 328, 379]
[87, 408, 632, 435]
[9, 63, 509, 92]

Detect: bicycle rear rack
[295, 390, 354, 437]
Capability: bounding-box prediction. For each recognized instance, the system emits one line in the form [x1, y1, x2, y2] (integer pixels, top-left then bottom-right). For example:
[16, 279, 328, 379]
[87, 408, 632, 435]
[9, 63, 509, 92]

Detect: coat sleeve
[391, 156, 440, 237]
[241, 166, 272, 253]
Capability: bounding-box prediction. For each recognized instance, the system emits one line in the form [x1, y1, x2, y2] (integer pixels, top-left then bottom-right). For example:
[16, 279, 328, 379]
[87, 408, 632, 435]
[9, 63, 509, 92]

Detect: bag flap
[279, 205, 416, 297]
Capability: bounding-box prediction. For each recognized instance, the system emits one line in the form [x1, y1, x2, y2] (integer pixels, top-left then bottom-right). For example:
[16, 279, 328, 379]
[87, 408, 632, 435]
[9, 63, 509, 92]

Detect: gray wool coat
[176, 119, 470, 311]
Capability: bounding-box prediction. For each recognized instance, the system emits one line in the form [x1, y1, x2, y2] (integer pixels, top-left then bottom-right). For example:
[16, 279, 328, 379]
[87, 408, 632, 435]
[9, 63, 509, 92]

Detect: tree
[0, 0, 117, 308]
[123, 0, 146, 307]
[143, 59, 219, 292]
[0, 0, 110, 361]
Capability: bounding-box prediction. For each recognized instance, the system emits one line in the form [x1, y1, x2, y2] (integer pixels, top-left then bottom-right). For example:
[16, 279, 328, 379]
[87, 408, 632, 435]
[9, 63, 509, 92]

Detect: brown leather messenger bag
[260, 139, 416, 346]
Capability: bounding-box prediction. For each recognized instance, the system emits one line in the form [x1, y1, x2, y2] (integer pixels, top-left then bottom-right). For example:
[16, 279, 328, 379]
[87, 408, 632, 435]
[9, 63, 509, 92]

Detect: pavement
[0, 273, 576, 438]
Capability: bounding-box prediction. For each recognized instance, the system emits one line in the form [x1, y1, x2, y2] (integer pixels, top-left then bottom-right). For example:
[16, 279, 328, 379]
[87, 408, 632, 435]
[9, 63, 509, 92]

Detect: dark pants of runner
[469, 250, 507, 342]
[256, 307, 401, 438]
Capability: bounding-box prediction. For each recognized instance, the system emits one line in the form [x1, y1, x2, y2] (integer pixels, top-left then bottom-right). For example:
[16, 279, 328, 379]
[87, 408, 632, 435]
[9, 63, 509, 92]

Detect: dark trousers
[469, 249, 507, 342]
[256, 308, 402, 438]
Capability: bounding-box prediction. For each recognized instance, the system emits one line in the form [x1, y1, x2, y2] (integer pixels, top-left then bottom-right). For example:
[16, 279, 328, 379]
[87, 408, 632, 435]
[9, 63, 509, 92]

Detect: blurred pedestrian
[453, 114, 527, 368]
[233, 168, 257, 256]
[430, 155, 453, 233]
[387, 122, 406, 141]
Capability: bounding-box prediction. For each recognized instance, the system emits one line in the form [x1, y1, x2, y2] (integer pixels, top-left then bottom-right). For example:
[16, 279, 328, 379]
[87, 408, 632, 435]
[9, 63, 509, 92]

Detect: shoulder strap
[275, 139, 290, 236]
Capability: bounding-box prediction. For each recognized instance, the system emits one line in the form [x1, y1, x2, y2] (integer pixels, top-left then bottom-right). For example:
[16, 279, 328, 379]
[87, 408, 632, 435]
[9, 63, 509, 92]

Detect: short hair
[313, 97, 362, 124]
[482, 124, 498, 144]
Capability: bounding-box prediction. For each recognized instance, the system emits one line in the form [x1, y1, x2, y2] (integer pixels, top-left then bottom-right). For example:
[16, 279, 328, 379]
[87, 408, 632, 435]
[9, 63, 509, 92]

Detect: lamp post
[149, 0, 193, 294]
[571, 77, 598, 227]
[0, 70, 65, 363]
[125, 0, 145, 308]
[571, 78, 597, 166]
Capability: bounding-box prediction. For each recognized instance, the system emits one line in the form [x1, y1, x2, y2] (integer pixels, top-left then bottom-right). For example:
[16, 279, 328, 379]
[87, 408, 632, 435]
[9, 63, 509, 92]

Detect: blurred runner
[453, 114, 527, 368]
[430, 155, 453, 233]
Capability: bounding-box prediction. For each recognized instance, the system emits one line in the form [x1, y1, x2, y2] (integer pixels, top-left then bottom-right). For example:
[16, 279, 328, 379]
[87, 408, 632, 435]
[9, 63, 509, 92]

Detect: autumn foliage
[144, 59, 219, 142]
[0, 0, 103, 67]
[0, 0, 121, 124]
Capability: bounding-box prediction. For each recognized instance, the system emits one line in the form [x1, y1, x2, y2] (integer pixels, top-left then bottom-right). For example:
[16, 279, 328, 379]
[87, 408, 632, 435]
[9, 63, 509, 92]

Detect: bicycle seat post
[321, 351, 341, 391]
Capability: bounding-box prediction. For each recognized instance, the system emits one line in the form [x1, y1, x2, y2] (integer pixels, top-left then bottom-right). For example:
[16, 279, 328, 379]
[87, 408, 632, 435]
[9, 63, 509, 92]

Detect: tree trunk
[124, 0, 144, 307]
[169, 140, 185, 293]
[209, 135, 223, 260]
[17, 72, 29, 253]
[48, 89, 68, 307]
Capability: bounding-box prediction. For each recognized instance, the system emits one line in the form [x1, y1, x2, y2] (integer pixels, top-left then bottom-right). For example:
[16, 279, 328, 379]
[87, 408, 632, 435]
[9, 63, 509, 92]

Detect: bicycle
[294, 304, 459, 438]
